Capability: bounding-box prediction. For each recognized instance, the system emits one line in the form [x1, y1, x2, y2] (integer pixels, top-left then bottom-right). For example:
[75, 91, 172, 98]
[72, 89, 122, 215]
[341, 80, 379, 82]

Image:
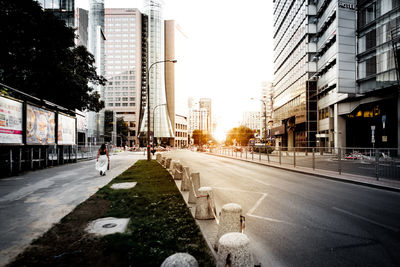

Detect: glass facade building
[273, 0, 318, 148]
[104, 8, 142, 146]
[139, 0, 174, 142]
[37, 0, 75, 27]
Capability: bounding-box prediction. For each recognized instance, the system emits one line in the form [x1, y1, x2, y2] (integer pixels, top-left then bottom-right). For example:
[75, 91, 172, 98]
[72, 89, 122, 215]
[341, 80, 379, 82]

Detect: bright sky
[76, 0, 274, 138]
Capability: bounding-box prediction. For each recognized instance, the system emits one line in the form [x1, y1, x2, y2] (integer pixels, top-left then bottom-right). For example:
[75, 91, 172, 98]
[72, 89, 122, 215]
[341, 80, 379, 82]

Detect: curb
[205, 152, 400, 193]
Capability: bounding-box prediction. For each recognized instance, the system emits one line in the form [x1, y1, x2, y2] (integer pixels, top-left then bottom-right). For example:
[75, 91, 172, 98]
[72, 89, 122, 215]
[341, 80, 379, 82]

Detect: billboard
[26, 104, 55, 144]
[0, 96, 23, 144]
[58, 113, 76, 145]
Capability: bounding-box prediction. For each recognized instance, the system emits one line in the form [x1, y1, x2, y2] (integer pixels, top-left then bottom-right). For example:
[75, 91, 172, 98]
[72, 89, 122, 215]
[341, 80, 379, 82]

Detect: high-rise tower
[139, 0, 174, 144]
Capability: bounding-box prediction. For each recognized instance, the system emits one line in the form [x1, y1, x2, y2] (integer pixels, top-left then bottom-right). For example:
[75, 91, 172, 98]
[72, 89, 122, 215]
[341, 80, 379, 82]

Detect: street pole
[146, 59, 177, 161]
[152, 103, 167, 154]
[250, 98, 267, 142]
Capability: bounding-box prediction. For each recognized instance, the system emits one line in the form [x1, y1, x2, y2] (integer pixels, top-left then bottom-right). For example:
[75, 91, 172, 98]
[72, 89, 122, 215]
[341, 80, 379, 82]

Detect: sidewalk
[207, 152, 400, 192]
[0, 151, 144, 267]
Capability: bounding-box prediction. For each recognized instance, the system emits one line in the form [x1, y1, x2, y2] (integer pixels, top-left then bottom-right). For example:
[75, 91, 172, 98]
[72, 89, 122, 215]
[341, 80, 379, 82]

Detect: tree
[226, 126, 254, 146]
[0, 0, 106, 112]
[117, 117, 129, 146]
[192, 130, 210, 146]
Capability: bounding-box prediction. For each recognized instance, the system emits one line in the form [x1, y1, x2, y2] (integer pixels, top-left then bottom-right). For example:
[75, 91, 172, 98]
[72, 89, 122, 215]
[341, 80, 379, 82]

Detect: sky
[76, 0, 274, 138]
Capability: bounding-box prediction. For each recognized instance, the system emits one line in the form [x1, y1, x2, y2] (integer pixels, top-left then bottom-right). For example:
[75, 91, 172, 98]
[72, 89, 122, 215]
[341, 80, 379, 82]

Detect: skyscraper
[199, 98, 212, 133]
[37, 0, 75, 28]
[139, 0, 174, 147]
[104, 8, 142, 146]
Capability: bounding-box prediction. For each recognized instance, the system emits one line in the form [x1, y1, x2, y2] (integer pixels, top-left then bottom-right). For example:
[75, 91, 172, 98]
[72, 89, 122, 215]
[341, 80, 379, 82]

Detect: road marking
[332, 207, 399, 232]
[212, 186, 266, 195]
[248, 193, 268, 215]
[246, 214, 295, 226]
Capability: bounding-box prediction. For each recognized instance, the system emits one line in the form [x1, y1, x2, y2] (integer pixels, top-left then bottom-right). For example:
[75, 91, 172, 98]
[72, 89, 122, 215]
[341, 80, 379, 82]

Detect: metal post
[375, 148, 379, 180]
[267, 147, 270, 163]
[279, 147, 282, 165]
[9, 149, 13, 174]
[38, 148, 41, 168]
[30, 148, 33, 169]
[252, 148, 254, 161]
[293, 147, 296, 168]
[338, 148, 342, 175]
[57, 147, 60, 165]
[45, 147, 48, 167]
[19, 148, 22, 172]
[259, 148, 261, 162]
[312, 147, 315, 170]
[246, 147, 247, 159]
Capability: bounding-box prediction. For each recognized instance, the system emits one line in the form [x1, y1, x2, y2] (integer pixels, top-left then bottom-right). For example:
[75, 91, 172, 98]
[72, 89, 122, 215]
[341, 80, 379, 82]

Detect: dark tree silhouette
[0, 0, 106, 111]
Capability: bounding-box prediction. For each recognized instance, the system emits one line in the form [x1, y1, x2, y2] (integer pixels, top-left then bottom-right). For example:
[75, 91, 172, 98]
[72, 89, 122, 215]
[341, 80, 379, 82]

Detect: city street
[0, 151, 143, 266]
[166, 150, 400, 266]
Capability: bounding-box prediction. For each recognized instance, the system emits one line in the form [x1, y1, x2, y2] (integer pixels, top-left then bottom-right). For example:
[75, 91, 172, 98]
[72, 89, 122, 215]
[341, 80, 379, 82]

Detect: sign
[58, 114, 76, 145]
[382, 115, 386, 129]
[26, 104, 55, 145]
[339, 2, 355, 10]
[0, 96, 23, 144]
[382, 136, 387, 142]
[316, 133, 329, 138]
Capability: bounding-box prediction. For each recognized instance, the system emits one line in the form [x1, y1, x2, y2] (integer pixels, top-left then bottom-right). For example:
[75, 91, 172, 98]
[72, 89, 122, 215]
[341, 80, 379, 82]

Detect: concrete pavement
[0, 151, 144, 266]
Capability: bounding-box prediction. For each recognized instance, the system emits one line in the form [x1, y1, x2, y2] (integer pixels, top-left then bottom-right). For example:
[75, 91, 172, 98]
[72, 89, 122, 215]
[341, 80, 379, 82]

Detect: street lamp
[152, 103, 167, 153]
[250, 97, 267, 142]
[147, 59, 177, 161]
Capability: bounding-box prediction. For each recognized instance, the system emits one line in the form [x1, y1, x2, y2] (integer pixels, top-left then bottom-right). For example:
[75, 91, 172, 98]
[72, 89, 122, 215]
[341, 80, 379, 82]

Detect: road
[0, 151, 143, 266]
[213, 148, 400, 179]
[166, 150, 400, 266]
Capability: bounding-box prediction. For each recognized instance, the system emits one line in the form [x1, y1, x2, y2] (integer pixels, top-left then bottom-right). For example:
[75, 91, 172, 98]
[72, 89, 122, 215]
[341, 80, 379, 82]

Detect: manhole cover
[102, 223, 117, 228]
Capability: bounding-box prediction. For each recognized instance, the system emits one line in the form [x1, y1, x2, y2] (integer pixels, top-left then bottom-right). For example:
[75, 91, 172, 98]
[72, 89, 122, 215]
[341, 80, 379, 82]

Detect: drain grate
[102, 223, 117, 228]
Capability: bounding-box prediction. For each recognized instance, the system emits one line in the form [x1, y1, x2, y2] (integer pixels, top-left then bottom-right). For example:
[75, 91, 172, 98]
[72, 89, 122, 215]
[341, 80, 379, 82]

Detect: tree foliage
[0, 0, 106, 111]
[192, 130, 210, 146]
[117, 117, 129, 145]
[226, 126, 254, 146]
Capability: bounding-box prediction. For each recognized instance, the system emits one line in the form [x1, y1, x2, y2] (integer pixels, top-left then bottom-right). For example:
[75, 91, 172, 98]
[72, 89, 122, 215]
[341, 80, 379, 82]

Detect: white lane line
[248, 193, 268, 215]
[212, 186, 266, 195]
[246, 214, 295, 226]
[332, 207, 399, 232]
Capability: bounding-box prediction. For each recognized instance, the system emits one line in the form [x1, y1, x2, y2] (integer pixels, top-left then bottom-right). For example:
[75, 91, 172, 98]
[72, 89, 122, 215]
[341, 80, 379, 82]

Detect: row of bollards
[156, 153, 255, 267]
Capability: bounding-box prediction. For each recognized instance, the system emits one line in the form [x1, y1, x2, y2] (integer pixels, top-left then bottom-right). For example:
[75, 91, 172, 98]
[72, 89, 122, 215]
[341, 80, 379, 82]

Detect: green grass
[97, 160, 215, 266]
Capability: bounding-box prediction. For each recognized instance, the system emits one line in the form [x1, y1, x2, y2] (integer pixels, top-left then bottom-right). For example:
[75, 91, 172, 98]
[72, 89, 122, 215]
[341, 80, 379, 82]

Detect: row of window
[176, 123, 187, 130]
[106, 33, 136, 38]
[106, 60, 136, 65]
[107, 17, 136, 22]
[108, 76, 135, 81]
[108, 81, 135, 85]
[175, 132, 187, 138]
[107, 54, 135, 59]
[107, 97, 135, 101]
[106, 92, 135, 96]
[107, 103, 135, 107]
[105, 28, 136, 33]
[107, 65, 136, 70]
[106, 44, 136, 49]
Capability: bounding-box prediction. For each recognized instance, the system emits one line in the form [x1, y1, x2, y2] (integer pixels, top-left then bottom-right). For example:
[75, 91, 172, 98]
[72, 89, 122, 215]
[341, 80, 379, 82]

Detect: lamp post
[152, 103, 167, 153]
[147, 59, 177, 161]
[251, 98, 267, 142]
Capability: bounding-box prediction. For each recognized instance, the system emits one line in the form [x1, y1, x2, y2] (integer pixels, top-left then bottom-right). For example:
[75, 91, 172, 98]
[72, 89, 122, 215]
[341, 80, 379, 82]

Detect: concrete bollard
[160, 156, 166, 166]
[173, 163, 183, 180]
[217, 233, 254, 267]
[195, 187, 215, 220]
[180, 166, 191, 191]
[216, 203, 242, 243]
[188, 172, 200, 204]
[169, 160, 179, 171]
[165, 158, 172, 169]
[161, 253, 198, 267]
[156, 153, 162, 162]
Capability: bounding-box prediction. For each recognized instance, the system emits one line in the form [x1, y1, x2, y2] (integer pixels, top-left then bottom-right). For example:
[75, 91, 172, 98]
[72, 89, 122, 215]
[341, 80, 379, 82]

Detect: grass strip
[9, 160, 215, 267]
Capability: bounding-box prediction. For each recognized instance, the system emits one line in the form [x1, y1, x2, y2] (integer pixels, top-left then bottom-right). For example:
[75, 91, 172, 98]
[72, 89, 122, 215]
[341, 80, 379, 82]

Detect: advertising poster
[26, 104, 55, 145]
[58, 114, 76, 145]
[0, 96, 23, 144]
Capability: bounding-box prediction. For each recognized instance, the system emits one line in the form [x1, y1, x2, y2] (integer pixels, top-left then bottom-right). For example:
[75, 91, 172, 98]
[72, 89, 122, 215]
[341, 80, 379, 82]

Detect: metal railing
[210, 146, 400, 180]
[1, 145, 103, 177]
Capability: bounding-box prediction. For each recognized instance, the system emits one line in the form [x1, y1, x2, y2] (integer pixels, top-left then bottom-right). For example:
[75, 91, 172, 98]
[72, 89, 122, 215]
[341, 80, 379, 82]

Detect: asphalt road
[167, 150, 400, 267]
[0, 151, 143, 266]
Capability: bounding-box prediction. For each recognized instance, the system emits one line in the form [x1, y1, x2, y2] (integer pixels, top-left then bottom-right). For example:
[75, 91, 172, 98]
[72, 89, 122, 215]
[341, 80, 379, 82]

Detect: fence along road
[166, 149, 400, 267]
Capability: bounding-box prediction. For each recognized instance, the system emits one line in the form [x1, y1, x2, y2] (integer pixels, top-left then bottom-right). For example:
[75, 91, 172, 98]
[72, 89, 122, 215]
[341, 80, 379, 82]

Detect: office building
[139, 0, 175, 147]
[37, 0, 75, 28]
[199, 98, 212, 134]
[272, 0, 318, 148]
[174, 114, 188, 148]
[242, 112, 261, 134]
[104, 8, 142, 146]
[260, 81, 274, 139]
[75, 8, 89, 47]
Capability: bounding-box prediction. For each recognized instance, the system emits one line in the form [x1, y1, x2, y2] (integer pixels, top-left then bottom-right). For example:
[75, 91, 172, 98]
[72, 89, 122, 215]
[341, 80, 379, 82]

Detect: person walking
[96, 144, 109, 176]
